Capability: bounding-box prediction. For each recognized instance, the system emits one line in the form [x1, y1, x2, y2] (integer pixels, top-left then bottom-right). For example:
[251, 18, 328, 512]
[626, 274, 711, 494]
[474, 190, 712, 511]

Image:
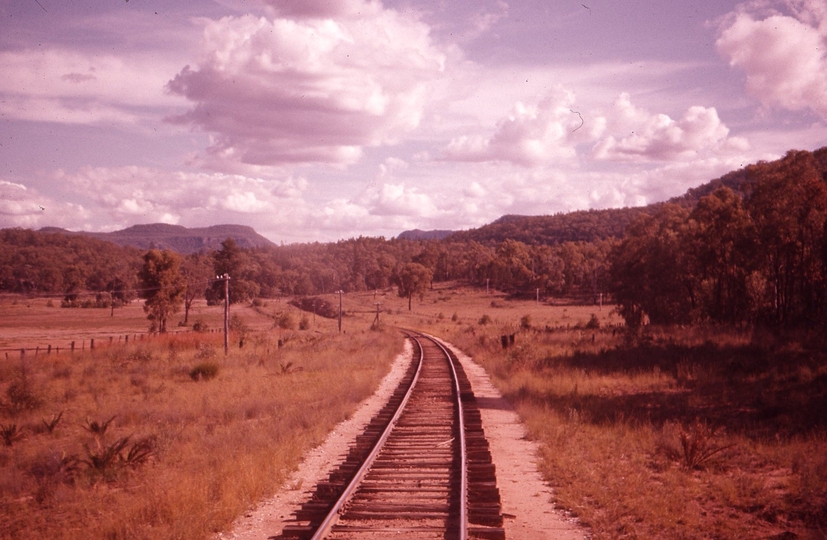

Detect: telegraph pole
[222, 273, 230, 356]
[336, 290, 343, 333]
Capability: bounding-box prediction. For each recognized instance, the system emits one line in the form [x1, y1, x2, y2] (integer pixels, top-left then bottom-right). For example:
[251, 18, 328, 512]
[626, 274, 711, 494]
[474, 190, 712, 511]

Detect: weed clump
[190, 362, 220, 381]
[657, 420, 733, 470]
[6, 375, 42, 412]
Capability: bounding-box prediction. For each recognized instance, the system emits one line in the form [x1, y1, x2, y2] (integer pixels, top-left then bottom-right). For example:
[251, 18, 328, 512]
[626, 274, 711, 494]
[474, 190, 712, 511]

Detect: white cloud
[167, 3, 447, 168]
[0, 180, 89, 229]
[716, 1, 827, 119]
[54, 166, 308, 231]
[593, 93, 745, 161]
[443, 87, 601, 166]
[442, 88, 745, 167]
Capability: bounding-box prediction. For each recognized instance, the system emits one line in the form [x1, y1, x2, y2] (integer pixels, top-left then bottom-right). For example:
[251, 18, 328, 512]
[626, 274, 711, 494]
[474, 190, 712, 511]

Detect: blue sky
[1, 0, 826, 243]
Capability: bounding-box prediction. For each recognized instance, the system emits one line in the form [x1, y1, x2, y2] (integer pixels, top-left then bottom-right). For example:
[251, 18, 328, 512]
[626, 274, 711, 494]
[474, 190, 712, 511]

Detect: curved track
[276, 332, 504, 540]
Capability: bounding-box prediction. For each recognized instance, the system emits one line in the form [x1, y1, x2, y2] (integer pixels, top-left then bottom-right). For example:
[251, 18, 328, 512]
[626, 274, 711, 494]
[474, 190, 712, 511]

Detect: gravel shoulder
[218, 337, 589, 539]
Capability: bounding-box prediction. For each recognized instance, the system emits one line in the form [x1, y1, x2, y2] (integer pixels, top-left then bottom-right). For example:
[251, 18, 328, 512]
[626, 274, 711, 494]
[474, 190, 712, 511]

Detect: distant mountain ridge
[440, 146, 827, 246]
[396, 229, 454, 241]
[39, 224, 275, 254]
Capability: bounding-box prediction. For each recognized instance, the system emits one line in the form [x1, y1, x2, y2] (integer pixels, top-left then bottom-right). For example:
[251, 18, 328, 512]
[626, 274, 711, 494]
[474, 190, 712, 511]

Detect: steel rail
[308, 333, 425, 540]
[430, 334, 469, 540]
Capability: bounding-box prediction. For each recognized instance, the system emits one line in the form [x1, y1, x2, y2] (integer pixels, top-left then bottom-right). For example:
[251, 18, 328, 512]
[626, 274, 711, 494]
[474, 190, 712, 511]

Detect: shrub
[6, 375, 42, 412]
[189, 362, 219, 381]
[585, 313, 601, 329]
[276, 312, 295, 330]
[478, 314, 492, 325]
[192, 319, 209, 333]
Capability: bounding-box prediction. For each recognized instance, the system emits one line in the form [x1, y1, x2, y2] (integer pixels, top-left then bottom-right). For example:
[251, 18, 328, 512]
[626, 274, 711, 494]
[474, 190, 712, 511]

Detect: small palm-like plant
[83, 415, 116, 438]
[1, 423, 25, 446]
[659, 420, 734, 470]
[83, 436, 131, 472]
[121, 436, 156, 467]
[42, 411, 64, 434]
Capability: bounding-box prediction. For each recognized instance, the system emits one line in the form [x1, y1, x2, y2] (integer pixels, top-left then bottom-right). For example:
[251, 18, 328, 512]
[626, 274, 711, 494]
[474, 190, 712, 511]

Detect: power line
[0, 278, 221, 300]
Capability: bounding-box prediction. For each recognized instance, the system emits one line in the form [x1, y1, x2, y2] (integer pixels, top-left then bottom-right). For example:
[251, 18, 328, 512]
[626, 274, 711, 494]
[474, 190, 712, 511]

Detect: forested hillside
[613, 147, 827, 327]
[447, 207, 647, 245]
[3, 146, 827, 330]
[0, 228, 143, 303]
[41, 223, 275, 254]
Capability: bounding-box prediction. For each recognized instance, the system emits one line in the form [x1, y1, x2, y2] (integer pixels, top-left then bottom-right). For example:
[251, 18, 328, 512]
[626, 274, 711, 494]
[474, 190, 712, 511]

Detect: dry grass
[430, 308, 827, 539]
[4, 285, 827, 539]
[0, 298, 401, 539]
[348, 281, 827, 539]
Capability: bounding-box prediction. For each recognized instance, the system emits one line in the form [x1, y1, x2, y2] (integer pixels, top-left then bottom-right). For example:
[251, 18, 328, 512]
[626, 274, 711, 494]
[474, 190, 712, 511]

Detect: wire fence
[0, 327, 226, 360]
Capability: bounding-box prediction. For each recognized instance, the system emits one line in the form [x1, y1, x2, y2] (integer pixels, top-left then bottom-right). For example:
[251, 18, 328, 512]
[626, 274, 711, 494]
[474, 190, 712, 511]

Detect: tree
[686, 187, 756, 323]
[745, 151, 827, 324]
[393, 262, 433, 311]
[206, 238, 260, 305]
[138, 250, 186, 332]
[610, 205, 695, 327]
[181, 252, 213, 325]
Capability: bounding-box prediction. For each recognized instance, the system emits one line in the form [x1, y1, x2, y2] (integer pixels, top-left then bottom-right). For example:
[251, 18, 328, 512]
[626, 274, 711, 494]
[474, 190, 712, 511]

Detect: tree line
[2, 146, 826, 330]
[612, 149, 827, 327]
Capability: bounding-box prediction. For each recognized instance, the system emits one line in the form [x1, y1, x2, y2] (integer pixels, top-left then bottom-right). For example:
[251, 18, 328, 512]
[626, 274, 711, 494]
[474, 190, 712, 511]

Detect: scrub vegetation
[0, 301, 400, 539]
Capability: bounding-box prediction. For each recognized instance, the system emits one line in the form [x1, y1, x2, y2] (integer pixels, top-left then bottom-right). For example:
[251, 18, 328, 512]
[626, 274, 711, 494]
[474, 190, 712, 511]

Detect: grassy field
[380, 283, 827, 540]
[2, 285, 826, 539]
[0, 297, 401, 539]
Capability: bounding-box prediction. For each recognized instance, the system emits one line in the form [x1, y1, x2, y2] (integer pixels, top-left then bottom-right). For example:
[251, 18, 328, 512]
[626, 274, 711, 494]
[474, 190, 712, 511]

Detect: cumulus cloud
[56, 166, 308, 230]
[167, 2, 447, 167]
[593, 93, 747, 162]
[442, 88, 745, 166]
[716, 0, 827, 119]
[0, 180, 89, 229]
[443, 87, 602, 166]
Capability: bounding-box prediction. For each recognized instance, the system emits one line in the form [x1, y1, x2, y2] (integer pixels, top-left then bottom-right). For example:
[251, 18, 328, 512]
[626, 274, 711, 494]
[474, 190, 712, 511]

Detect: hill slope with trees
[3, 145, 827, 331]
[39, 224, 275, 254]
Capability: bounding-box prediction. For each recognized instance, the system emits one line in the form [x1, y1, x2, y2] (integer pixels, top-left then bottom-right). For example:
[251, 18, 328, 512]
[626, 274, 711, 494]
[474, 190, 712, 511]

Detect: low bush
[189, 362, 219, 381]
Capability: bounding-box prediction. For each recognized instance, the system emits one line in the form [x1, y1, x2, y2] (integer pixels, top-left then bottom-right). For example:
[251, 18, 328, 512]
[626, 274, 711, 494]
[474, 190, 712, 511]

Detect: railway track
[276, 332, 504, 540]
